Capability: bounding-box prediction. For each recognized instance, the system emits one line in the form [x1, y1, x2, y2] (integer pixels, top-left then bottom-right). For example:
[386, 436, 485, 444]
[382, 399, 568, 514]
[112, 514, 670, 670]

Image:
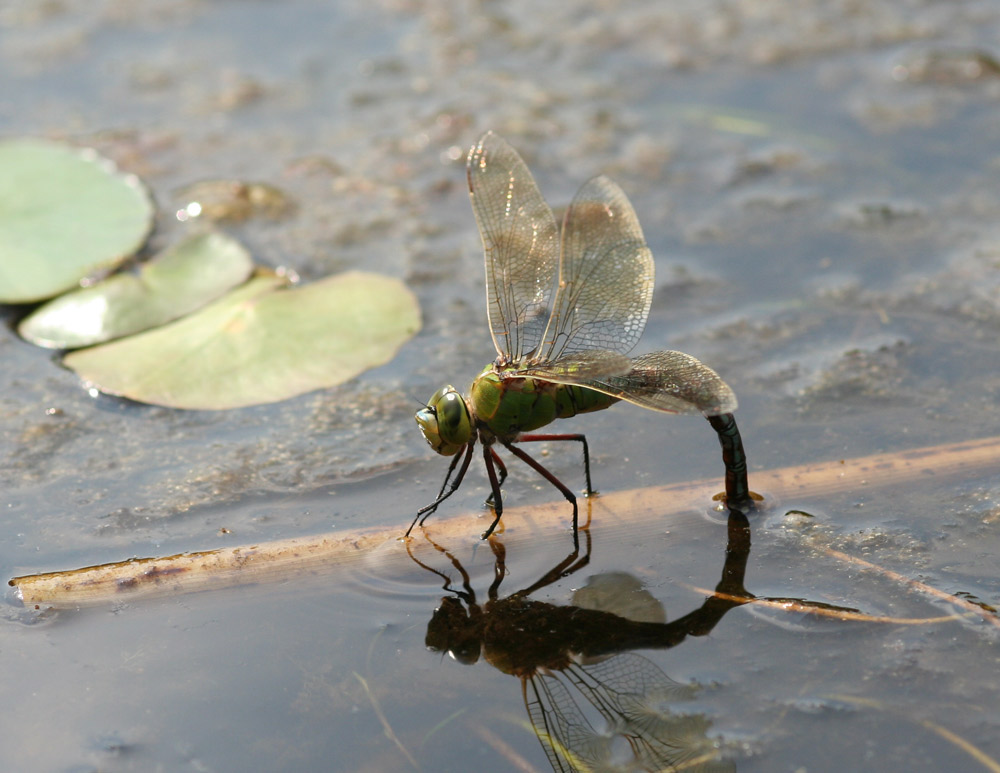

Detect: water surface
[2, 1, 999, 770]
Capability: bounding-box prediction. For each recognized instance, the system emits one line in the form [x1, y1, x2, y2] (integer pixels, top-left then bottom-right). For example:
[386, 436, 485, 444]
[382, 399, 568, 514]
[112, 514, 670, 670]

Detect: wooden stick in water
[9, 435, 1000, 608]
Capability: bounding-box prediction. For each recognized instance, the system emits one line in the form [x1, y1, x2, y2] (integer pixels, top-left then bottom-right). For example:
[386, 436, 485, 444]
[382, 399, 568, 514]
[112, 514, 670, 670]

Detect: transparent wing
[526, 656, 734, 773]
[534, 175, 654, 364]
[567, 655, 736, 773]
[594, 350, 737, 416]
[527, 350, 738, 416]
[524, 673, 596, 773]
[467, 131, 560, 364]
[565, 653, 673, 720]
[516, 349, 634, 381]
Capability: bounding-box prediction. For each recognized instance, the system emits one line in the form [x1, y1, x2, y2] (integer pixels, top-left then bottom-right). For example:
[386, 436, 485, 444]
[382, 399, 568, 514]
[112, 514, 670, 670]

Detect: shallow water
[2, 1, 1000, 771]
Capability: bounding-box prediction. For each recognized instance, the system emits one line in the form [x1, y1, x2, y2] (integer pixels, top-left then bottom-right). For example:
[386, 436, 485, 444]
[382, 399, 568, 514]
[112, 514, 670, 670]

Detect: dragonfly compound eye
[415, 386, 472, 456]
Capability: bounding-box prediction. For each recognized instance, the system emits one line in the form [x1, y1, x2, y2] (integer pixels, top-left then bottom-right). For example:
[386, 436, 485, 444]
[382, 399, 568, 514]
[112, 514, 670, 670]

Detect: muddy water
[1, 1, 999, 771]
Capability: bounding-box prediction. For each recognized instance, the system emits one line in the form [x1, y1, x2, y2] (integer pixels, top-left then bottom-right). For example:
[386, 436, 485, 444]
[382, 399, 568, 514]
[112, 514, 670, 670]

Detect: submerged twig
[680, 584, 967, 625]
[420, 709, 467, 749]
[354, 672, 419, 770]
[829, 694, 1000, 773]
[8, 434, 1000, 608]
[817, 547, 1000, 630]
[10, 532, 388, 608]
[916, 718, 1000, 773]
[470, 722, 543, 773]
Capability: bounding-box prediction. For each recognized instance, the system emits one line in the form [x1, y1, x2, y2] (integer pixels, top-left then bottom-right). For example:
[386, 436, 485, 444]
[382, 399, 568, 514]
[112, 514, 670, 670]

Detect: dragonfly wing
[524, 350, 736, 415]
[519, 349, 634, 381]
[595, 351, 737, 416]
[535, 175, 654, 363]
[467, 131, 560, 363]
[525, 672, 606, 773]
[568, 655, 735, 772]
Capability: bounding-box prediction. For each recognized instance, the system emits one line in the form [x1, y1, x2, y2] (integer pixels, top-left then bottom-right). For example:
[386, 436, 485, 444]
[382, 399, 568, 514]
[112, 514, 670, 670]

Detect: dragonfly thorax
[415, 385, 473, 456]
[471, 364, 618, 440]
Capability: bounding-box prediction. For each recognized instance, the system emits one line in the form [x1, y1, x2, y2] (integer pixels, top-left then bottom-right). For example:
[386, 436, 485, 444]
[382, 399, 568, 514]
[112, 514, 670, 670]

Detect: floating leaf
[0, 139, 154, 303]
[175, 179, 294, 222]
[18, 232, 254, 349]
[63, 271, 422, 410]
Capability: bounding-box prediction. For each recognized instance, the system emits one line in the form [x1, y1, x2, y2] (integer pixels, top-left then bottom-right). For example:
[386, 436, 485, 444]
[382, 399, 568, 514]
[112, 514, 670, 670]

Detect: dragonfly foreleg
[706, 413, 754, 514]
[408, 441, 476, 535]
[432, 448, 464, 500]
[484, 449, 508, 508]
[516, 433, 595, 496]
[503, 440, 580, 549]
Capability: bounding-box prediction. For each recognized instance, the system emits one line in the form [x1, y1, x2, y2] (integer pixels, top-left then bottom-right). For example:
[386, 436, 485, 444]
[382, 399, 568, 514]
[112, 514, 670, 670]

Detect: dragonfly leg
[516, 433, 595, 496]
[433, 449, 464, 500]
[706, 413, 754, 514]
[408, 442, 476, 535]
[502, 440, 580, 550]
[484, 449, 508, 507]
[511, 526, 591, 599]
[482, 443, 505, 540]
[486, 536, 507, 600]
[404, 531, 477, 603]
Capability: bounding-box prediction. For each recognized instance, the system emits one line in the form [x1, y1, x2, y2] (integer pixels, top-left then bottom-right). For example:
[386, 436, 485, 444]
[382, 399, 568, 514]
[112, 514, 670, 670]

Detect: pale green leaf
[0, 139, 154, 303]
[63, 271, 422, 410]
[19, 231, 254, 349]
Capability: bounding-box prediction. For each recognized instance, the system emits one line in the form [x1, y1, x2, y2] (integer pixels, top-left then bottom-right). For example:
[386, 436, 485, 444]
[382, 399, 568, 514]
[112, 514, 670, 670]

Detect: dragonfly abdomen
[471, 367, 618, 439]
[554, 382, 619, 419]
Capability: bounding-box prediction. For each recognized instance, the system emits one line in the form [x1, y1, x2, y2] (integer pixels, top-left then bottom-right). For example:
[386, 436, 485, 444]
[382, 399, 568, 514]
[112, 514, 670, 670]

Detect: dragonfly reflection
[407, 515, 755, 773]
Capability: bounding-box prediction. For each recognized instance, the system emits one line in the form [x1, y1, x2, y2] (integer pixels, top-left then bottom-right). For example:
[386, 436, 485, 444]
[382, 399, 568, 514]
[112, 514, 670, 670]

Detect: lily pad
[0, 139, 154, 303]
[18, 231, 254, 349]
[63, 271, 422, 410]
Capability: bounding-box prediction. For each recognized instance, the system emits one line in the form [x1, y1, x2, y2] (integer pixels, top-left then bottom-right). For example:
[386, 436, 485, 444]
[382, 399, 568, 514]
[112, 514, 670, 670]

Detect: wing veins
[523, 350, 737, 416]
[468, 132, 559, 364]
[537, 175, 654, 365]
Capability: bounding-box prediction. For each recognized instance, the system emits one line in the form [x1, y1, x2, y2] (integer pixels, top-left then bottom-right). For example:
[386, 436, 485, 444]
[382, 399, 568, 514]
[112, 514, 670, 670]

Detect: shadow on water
[405, 512, 853, 773]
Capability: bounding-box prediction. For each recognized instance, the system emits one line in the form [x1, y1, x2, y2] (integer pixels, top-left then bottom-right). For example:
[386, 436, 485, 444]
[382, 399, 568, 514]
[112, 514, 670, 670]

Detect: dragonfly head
[415, 385, 472, 456]
[426, 596, 482, 664]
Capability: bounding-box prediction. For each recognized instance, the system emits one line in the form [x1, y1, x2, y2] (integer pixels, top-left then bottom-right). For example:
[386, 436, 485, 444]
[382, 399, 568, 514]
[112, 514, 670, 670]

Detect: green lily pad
[0, 139, 154, 303]
[18, 231, 254, 349]
[63, 271, 422, 410]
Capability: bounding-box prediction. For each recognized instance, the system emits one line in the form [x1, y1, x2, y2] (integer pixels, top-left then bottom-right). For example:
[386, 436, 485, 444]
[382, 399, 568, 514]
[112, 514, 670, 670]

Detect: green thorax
[470, 363, 618, 439]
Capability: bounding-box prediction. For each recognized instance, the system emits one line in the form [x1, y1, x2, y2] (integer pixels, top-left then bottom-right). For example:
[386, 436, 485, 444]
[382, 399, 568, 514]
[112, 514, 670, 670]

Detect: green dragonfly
[411, 131, 751, 540]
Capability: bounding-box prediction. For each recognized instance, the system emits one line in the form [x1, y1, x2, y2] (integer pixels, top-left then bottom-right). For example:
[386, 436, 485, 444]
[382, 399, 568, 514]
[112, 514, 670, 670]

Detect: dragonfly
[411, 131, 752, 540]
[405, 521, 754, 772]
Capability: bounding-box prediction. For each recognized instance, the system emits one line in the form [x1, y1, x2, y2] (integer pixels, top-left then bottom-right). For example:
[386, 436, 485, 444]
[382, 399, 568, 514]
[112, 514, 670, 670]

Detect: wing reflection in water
[407, 513, 753, 773]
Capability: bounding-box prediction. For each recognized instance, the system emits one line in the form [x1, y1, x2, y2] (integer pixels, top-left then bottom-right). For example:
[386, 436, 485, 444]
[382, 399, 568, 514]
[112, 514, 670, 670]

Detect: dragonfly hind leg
[484, 448, 508, 508]
[516, 433, 595, 496]
[501, 440, 580, 548]
[481, 444, 506, 540]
